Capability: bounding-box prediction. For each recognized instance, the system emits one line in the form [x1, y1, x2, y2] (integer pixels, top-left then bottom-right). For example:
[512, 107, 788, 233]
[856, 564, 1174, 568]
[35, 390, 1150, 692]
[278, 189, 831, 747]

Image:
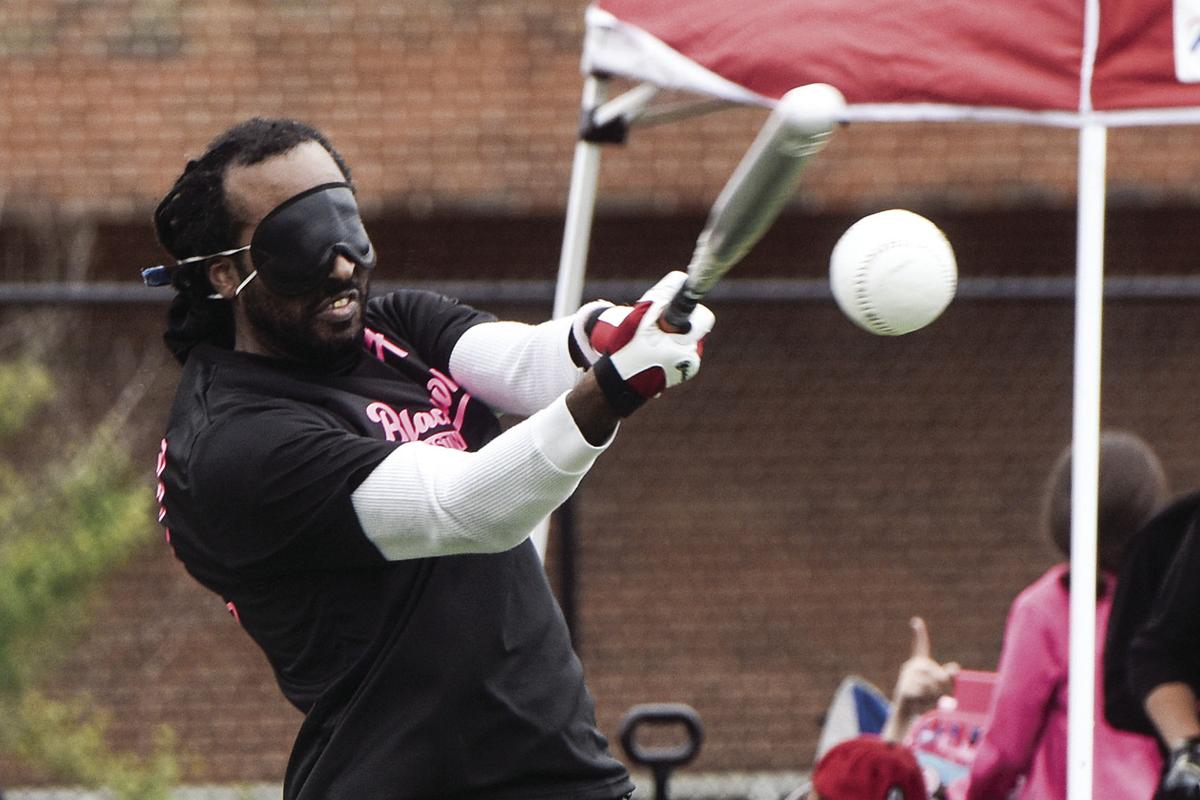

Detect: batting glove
[569, 271, 698, 368]
[569, 300, 616, 368]
[591, 272, 714, 416]
[1157, 737, 1200, 800]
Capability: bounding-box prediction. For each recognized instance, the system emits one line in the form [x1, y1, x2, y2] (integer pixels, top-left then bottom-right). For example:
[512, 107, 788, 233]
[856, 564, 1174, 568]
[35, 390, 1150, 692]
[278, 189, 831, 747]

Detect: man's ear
[207, 258, 241, 299]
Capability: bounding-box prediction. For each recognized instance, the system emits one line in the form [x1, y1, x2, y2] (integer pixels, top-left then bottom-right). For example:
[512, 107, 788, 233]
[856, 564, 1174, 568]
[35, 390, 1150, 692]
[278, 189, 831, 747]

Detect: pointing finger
[910, 616, 931, 660]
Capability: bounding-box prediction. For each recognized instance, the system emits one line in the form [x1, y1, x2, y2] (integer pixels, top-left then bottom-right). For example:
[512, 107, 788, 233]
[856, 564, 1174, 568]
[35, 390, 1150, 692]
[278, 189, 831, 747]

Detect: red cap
[812, 736, 926, 800]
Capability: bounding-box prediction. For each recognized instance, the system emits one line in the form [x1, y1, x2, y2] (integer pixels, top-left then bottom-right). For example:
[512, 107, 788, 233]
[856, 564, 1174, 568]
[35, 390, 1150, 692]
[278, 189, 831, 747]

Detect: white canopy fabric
[551, 3, 1200, 798]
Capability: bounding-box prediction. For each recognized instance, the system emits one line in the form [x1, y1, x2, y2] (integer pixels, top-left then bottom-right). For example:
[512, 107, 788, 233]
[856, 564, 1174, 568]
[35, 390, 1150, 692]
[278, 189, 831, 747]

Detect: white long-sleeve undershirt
[351, 316, 606, 560]
[446, 317, 584, 418]
[350, 392, 609, 560]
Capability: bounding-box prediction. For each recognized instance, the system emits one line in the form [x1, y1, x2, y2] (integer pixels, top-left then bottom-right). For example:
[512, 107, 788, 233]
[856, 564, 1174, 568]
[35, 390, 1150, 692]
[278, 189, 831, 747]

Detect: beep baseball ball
[829, 209, 957, 336]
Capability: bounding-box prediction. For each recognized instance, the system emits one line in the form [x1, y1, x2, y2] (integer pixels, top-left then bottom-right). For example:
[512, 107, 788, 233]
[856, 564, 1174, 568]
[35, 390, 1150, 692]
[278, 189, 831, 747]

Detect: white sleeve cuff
[529, 391, 615, 474]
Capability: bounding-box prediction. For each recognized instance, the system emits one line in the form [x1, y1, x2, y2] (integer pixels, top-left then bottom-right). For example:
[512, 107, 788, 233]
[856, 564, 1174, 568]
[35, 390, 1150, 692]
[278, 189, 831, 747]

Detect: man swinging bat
[145, 117, 713, 799]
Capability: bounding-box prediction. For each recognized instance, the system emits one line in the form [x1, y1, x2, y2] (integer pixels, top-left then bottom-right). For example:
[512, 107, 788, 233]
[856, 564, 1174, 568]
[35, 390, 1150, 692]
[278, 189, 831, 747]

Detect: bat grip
[659, 284, 699, 333]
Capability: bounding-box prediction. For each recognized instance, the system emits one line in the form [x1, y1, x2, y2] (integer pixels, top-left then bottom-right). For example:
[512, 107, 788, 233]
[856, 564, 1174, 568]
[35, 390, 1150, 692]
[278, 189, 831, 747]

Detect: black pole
[557, 495, 579, 650]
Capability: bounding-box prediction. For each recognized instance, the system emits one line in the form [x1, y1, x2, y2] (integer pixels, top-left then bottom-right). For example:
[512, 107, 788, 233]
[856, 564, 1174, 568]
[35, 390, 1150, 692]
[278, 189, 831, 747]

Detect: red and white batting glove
[591, 272, 714, 417]
[570, 271, 697, 367]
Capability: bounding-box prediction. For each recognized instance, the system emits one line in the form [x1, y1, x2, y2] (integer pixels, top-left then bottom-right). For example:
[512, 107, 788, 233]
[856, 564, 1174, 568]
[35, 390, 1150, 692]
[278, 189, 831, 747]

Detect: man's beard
[242, 275, 370, 368]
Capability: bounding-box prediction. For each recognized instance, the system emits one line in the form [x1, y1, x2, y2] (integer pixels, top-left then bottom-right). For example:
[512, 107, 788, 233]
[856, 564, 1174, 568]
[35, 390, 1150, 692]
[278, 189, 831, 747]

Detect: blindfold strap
[234, 270, 258, 296]
[140, 245, 252, 288]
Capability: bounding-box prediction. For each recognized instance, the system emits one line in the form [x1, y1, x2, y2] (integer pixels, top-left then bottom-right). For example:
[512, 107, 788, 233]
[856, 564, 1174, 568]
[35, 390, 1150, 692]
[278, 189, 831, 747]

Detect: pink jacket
[965, 563, 1162, 800]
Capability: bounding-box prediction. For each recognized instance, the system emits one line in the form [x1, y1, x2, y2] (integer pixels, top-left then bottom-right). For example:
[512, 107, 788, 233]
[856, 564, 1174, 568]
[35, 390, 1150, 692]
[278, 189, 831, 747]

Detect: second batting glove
[1157, 738, 1200, 800]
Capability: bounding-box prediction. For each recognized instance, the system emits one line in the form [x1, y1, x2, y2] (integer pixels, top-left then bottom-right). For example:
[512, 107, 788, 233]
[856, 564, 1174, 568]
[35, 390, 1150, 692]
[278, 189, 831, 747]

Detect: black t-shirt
[1104, 490, 1200, 739]
[157, 290, 634, 800]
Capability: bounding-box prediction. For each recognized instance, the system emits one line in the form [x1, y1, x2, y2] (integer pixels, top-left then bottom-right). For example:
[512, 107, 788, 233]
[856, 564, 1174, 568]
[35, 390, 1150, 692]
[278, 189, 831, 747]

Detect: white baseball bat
[660, 83, 846, 331]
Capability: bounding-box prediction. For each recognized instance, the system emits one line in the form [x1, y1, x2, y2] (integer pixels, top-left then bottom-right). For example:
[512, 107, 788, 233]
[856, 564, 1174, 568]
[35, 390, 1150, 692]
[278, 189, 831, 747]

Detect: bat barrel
[662, 83, 845, 333]
[687, 83, 846, 298]
[773, 82, 846, 139]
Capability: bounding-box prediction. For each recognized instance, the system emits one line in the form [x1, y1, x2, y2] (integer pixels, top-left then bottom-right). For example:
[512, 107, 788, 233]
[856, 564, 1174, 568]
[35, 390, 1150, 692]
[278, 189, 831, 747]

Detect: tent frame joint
[579, 81, 664, 144]
[579, 107, 629, 144]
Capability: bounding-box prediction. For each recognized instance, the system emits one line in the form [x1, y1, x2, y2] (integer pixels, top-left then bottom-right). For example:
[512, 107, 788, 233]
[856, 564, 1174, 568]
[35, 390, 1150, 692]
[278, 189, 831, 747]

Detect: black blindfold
[249, 182, 376, 296]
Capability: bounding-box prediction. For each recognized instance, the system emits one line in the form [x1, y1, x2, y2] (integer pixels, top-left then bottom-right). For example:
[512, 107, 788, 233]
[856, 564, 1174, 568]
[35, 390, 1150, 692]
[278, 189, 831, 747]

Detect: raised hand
[882, 617, 960, 742]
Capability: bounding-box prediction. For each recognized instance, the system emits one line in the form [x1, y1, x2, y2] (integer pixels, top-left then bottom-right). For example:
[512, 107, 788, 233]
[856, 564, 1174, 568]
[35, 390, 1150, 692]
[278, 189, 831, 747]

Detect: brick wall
[8, 291, 1200, 782]
[2, 1, 1200, 219]
[4, 206, 1200, 785]
[4, 0, 1200, 790]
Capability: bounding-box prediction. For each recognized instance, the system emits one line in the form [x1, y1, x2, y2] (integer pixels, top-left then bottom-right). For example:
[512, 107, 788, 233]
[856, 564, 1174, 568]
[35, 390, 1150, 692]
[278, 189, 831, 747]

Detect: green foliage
[0, 423, 152, 696]
[14, 692, 179, 799]
[0, 358, 182, 799]
[0, 360, 54, 437]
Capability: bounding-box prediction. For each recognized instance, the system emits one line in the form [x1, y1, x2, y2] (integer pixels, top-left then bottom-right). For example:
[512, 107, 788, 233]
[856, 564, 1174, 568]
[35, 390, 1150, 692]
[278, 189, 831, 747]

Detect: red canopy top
[587, 0, 1200, 123]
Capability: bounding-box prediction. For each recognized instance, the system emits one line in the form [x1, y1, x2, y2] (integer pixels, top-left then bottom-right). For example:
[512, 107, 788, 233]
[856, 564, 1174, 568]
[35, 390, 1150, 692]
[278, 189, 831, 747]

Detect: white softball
[829, 209, 957, 336]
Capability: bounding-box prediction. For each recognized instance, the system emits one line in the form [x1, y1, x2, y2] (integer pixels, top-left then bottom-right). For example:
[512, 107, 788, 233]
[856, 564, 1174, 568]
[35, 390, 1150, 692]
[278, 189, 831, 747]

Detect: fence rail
[4, 276, 1200, 306]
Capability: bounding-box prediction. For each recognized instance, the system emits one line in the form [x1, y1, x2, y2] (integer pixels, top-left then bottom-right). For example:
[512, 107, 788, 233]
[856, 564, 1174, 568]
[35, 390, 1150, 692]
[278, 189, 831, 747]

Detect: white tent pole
[553, 74, 609, 322]
[532, 74, 609, 561]
[1066, 122, 1106, 800]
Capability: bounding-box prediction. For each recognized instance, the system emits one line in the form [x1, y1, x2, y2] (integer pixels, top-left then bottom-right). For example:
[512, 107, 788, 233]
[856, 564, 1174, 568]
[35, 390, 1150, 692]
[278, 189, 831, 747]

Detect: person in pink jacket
[965, 431, 1168, 800]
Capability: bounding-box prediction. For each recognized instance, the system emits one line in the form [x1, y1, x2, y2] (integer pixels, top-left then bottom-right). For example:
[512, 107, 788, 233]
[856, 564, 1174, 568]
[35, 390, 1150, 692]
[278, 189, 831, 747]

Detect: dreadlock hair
[1042, 430, 1169, 575]
[153, 117, 353, 363]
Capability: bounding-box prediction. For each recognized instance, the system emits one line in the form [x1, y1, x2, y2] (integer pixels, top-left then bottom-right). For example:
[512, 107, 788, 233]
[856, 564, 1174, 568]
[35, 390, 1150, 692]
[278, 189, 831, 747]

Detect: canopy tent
[582, 0, 1200, 120]
[548, 2, 1200, 798]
